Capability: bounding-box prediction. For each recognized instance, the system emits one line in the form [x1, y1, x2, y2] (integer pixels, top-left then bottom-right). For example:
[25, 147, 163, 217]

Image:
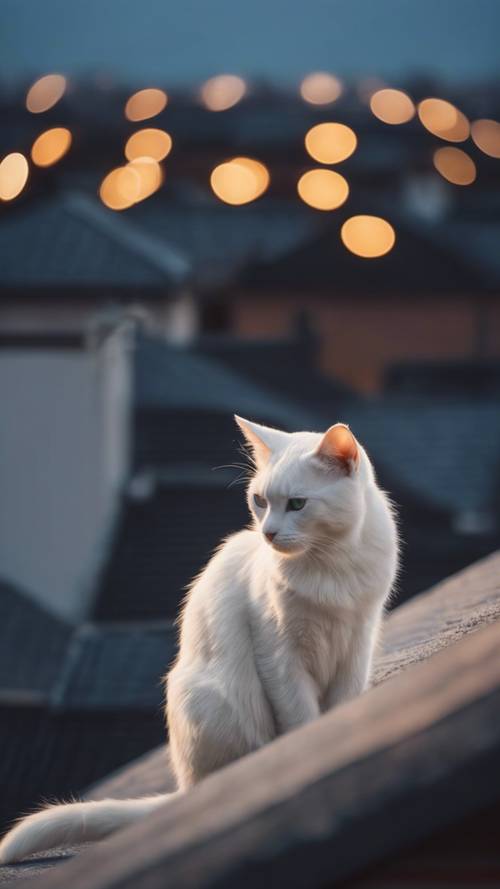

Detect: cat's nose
[265, 531, 277, 543]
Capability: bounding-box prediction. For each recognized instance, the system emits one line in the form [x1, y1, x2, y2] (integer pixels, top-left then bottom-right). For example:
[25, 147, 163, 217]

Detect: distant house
[0, 191, 192, 339]
[221, 207, 500, 392]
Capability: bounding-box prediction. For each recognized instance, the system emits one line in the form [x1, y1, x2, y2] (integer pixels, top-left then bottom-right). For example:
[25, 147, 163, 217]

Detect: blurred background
[1, 0, 499, 833]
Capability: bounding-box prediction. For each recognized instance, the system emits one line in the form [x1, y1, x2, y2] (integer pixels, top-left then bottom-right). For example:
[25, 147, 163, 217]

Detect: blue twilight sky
[1, 0, 499, 86]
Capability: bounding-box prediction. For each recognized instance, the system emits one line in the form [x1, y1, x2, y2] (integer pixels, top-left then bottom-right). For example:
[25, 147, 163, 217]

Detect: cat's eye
[253, 493, 267, 509]
[287, 497, 306, 511]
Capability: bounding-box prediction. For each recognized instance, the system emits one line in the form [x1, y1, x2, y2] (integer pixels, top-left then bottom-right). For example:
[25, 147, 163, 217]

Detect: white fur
[0, 419, 398, 863]
[0, 796, 170, 864]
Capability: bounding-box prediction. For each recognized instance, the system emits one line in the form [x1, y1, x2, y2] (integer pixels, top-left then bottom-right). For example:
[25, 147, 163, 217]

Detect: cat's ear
[314, 424, 359, 474]
[234, 416, 285, 467]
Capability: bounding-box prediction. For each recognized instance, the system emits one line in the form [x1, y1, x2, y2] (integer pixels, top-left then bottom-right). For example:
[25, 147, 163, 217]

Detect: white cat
[0, 418, 398, 864]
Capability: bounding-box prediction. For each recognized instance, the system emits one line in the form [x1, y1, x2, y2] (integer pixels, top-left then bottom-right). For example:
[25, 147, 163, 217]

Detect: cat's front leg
[265, 662, 320, 733]
[324, 656, 369, 710]
[324, 619, 379, 710]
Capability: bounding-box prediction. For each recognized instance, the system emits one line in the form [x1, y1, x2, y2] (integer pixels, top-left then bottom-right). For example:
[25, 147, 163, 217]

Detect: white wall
[0, 326, 132, 622]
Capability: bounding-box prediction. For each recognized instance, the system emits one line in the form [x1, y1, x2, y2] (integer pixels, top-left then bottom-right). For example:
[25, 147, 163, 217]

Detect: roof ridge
[62, 192, 192, 284]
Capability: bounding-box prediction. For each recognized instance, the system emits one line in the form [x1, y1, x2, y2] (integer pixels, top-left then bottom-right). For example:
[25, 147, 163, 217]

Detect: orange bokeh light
[229, 157, 270, 198]
[99, 166, 141, 210]
[418, 98, 469, 142]
[0, 153, 29, 201]
[26, 74, 66, 113]
[370, 89, 415, 125]
[471, 119, 500, 158]
[31, 128, 72, 167]
[125, 129, 172, 162]
[200, 75, 246, 111]
[433, 147, 476, 185]
[341, 215, 395, 258]
[210, 160, 265, 205]
[128, 157, 163, 201]
[125, 89, 168, 122]
[305, 123, 357, 165]
[297, 168, 349, 210]
[300, 73, 342, 105]
[100, 156, 164, 210]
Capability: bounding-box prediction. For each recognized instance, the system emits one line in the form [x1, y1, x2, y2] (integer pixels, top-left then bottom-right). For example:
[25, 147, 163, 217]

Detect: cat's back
[192, 527, 261, 597]
[176, 528, 261, 656]
[363, 481, 399, 591]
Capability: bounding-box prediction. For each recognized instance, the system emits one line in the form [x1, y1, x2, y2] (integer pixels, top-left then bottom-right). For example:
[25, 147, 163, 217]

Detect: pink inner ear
[317, 424, 359, 470]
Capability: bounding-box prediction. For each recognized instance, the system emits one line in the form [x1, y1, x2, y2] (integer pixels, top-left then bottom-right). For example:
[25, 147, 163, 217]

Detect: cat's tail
[0, 794, 173, 864]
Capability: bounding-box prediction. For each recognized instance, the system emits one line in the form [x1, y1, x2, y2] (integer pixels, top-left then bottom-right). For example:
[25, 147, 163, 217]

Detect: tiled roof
[194, 332, 355, 407]
[127, 195, 320, 287]
[405, 214, 500, 287]
[0, 193, 190, 290]
[0, 617, 176, 833]
[238, 208, 488, 293]
[385, 359, 500, 398]
[337, 397, 500, 514]
[93, 479, 250, 622]
[55, 622, 176, 710]
[0, 579, 70, 694]
[134, 333, 310, 426]
[41, 622, 176, 798]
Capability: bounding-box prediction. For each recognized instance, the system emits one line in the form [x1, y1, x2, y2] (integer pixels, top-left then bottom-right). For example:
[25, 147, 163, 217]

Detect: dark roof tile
[0, 580, 70, 694]
[55, 622, 176, 710]
[93, 482, 249, 622]
[0, 193, 190, 290]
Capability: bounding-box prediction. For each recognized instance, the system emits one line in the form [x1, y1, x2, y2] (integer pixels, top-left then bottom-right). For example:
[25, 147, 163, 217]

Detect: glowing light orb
[418, 98, 469, 142]
[99, 166, 141, 210]
[125, 129, 172, 162]
[370, 89, 415, 125]
[433, 147, 476, 185]
[0, 153, 29, 201]
[210, 160, 264, 205]
[471, 119, 500, 158]
[305, 123, 357, 165]
[300, 73, 342, 105]
[341, 215, 395, 258]
[26, 74, 66, 113]
[297, 168, 349, 210]
[125, 89, 168, 122]
[31, 128, 72, 167]
[128, 157, 163, 201]
[229, 157, 270, 198]
[200, 75, 246, 111]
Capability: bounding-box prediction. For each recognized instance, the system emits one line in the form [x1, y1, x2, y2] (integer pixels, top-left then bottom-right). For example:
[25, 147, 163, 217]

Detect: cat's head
[235, 416, 371, 557]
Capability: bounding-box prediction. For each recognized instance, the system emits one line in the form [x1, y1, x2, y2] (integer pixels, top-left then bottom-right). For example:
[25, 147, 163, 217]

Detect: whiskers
[212, 461, 254, 491]
[211, 443, 256, 490]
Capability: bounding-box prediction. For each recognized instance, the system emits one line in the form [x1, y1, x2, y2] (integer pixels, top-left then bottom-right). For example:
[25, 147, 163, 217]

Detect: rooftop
[2, 550, 499, 887]
[0, 193, 190, 293]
